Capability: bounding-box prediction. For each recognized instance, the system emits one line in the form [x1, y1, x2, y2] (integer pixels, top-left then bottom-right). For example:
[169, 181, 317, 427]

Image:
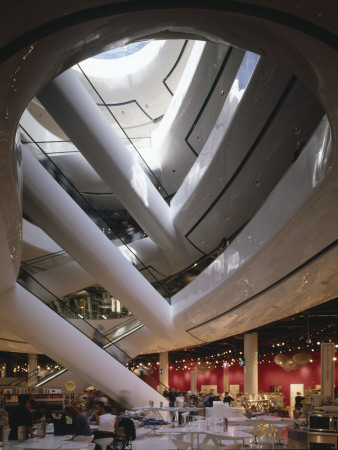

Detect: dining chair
[272, 423, 287, 447]
[94, 436, 114, 450]
[181, 412, 190, 425]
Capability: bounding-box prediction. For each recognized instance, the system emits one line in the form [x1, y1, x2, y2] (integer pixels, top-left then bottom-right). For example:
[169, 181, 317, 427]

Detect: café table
[131, 405, 202, 423]
[157, 420, 252, 449]
[228, 415, 304, 447]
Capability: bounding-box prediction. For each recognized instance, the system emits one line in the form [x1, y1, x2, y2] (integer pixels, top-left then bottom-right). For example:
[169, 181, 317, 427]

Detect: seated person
[93, 406, 118, 450]
[223, 392, 234, 405]
[199, 392, 214, 408]
[63, 405, 93, 442]
[90, 401, 106, 425]
[33, 403, 54, 423]
[108, 418, 135, 450]
[206, 392, 215, 407]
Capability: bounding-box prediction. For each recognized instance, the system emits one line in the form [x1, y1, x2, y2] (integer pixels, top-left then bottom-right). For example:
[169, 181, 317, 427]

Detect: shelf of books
[0, 387, 64, 409]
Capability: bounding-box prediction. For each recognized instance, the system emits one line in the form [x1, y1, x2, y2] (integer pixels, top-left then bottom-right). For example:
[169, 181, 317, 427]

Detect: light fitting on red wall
[274, 352, 311, 371]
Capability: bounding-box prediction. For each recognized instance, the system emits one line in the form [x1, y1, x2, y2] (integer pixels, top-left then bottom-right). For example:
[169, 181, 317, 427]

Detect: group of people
[7, 394, 135, 450]
[199, 390, 234, 407]
[8, 395, 56, 440]
[165, 387, 235, 408]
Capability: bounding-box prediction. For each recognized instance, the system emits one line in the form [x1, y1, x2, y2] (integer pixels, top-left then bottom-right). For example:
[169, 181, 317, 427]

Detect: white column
[244, 332, 258, 396]
[0, 283, 168, 409]
[191, 371, 197, 394]
[159, 352, 169, 394]
[37, 69, 179, 252]
[28, 353, 38, 384]
[223, 362, 229, 393]
[22, 145, 185, 342]
[1, 363, 6, 378]
[321, 343, 335, 405]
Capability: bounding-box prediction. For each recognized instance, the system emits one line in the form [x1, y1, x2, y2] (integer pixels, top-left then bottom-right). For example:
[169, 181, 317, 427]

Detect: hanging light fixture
[306, 315, 312, 344]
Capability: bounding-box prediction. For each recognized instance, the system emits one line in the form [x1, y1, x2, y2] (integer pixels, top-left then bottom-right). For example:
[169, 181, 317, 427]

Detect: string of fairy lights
[0, 353, 61, 377]
[128, 323, 337, 372]
[0, 363, 61, 374]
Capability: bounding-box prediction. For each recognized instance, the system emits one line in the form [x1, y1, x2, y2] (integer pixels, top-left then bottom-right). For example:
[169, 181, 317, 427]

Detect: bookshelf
[0, 387, 64, 410]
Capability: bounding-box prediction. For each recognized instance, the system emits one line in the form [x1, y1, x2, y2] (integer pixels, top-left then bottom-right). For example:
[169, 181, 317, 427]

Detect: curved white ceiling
[0, 2, 337, 362]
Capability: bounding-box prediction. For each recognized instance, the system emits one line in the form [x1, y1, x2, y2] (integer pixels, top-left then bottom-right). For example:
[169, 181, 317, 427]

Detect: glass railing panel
[22, 251, 72, 275]
[104, 317, 143, 343]
[18, 268, 133, 365]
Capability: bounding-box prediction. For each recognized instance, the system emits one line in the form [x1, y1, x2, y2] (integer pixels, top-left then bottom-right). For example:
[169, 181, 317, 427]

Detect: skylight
[92, 42, 150, 59]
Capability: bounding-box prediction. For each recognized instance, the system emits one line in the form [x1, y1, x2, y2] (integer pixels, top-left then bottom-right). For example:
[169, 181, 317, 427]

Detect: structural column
[28, 353, 38, 384]
[244, 332, 258, 396]
[159, 352, 169, 394]
[321, 342, 335, 405]
[1, 363, 6, 378]
[223, 362, 229, 393]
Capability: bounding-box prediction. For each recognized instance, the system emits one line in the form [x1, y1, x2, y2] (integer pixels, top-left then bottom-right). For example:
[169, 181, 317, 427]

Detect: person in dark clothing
[33, 403, 54, 423]
[223, 392, 234, 405]
[207, 392, 215, 407]
[168, 388, 176, 407]
[63, 405, 92, 442]
[8, 394, 36, 440]
[295, 392, 304, 411]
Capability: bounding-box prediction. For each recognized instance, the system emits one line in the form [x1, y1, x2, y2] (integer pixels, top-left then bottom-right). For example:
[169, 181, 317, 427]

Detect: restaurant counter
[288, 426, 338, 449]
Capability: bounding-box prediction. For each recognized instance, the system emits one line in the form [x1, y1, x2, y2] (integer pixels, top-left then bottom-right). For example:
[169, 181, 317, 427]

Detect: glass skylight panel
[92, 42, 150, 60]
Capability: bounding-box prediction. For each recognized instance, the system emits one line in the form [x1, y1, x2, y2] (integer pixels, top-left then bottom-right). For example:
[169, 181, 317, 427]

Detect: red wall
[258, 358, 323, 406]
[229, 364, 245, 393]
[151, 352, 338, 406]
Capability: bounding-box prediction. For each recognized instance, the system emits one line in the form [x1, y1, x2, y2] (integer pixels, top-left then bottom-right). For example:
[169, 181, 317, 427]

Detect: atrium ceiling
[0, 2, 337, 391]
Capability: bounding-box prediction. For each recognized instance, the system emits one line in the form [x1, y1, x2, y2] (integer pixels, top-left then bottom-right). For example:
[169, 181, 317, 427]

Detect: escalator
[21, 133, 171, 290]
[16, 268, 167, 395]
[21, 252, 144, 333]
